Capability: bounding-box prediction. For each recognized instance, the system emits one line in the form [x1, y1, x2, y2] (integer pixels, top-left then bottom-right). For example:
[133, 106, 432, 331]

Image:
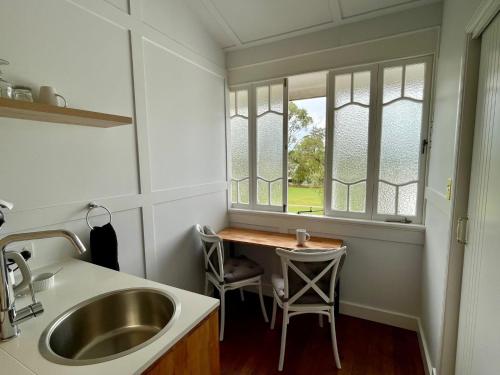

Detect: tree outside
[287, 99, 326, 215]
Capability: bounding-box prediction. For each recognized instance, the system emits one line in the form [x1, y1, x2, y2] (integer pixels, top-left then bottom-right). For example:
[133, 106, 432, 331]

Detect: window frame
[371, 56, 433, 224]
[324, 64, 379, 220]
[229, 78, 288, 212]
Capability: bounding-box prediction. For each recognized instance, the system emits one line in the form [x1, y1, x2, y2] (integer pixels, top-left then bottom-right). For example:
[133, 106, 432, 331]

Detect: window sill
[228, 208, 425, 245]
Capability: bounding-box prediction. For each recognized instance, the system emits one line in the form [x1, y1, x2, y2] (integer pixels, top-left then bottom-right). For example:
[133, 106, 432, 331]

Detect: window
[229, 79, 287, 211]
[229, 56, 432, 223]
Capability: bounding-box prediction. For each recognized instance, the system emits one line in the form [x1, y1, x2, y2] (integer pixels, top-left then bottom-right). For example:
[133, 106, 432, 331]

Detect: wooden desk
[217, 227, 343, 250]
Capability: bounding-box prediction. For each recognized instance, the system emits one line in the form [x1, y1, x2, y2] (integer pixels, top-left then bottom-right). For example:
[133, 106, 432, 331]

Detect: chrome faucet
[0, 200, 87, 341]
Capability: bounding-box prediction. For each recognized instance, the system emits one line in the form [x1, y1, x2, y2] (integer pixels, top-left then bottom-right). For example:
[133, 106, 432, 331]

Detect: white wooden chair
[270, 246, 347, 371]
[195, 224, 269, 341]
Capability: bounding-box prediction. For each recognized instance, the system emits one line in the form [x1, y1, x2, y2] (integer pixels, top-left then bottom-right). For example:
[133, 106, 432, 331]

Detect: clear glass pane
[257, 179, 269, 205]
[379, 100, 422, 185]
[229, 91, 236, 117]
[231, 180, 237, 204]
[332, 105, 369, 184]
[398, 183, 417, 216]
[404, 63, 425, 100]
[236, 90, 248, 117]
[332, 181, 347, 211]
[271, 180, 282, 206]
[353, 71, 370, 105]
[334, 74, 351, 108]
[230, 117, 249, 180]
[349, 182, 366, 213]
[256, 86, 269, 115]
[270, 84, 283, 113]
[377, 182, 395, 215]
[239, 179, 249, 205]
[257, 113, 283, 181]
[383, 66, 402, 103]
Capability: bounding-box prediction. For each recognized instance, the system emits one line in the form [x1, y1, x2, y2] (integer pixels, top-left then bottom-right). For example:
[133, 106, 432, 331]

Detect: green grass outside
[288, 185, 324, 215]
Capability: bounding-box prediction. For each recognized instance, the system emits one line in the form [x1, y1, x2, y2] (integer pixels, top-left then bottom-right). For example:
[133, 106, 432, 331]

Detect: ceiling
[186, 0, 441, 50]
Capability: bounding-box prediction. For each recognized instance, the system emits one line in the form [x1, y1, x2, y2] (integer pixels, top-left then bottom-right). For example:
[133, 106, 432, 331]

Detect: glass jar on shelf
[0, 59, 13, 99]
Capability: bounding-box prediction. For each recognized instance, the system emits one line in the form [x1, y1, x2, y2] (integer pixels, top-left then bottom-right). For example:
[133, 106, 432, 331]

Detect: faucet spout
[0, 229, 87, 254]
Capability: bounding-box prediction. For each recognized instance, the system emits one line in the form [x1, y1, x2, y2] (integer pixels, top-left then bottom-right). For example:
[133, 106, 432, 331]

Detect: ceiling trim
[199, 0, 442, 51]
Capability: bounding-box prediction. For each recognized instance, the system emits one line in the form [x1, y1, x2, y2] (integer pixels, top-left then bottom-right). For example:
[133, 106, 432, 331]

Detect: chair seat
[271, 274, 334, 305]
[224, 257, 264, 283]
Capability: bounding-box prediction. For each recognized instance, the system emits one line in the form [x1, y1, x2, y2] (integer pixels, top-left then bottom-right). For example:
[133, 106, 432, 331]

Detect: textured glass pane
[383, 66, 402, 103]
[236, 90, 248, 117]
[256, 86, 269, 115]
[270, 84, 283, 113]
[239, 179, 249, 204]
[257, 179, 269, 205]
[378, 182, 395, 215]
[335, 74, 351, 108]
[349, 182, 366, 213]
[404, 63, 425, 100]
[380, 100, 422, 184]
[229, 91, 236, 117]
[230, 117, 249, 180]
[332, 181, 347, 211]
[353, 71, 370, 105]
[271, 180, 282, 206]
[257, 112, 283, 181]
[333, 105, 369, 183]
[231, 180, 237, 204]
[398, 183, 417, 216]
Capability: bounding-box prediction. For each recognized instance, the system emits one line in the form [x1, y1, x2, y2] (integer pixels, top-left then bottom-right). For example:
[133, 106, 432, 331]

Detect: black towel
[90, 222, 120, 271]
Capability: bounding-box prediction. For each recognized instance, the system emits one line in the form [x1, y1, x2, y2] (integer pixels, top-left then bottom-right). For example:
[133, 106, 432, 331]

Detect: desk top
[217, 227, 343, 250]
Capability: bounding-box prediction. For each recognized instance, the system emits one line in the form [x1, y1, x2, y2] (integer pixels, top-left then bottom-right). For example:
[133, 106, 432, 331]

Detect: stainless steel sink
[39, 288, 178, 365]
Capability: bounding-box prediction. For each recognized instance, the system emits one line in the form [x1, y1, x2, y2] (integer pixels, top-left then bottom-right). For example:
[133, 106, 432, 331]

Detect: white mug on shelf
[296, 228, 310, 246]
[38, 86, 67, 107]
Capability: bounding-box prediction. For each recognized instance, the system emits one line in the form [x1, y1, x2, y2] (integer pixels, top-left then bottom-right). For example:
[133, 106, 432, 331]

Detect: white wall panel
[143, 40, 226, 191]
[141, 0, 224, 66]
[153, 191, 227, 292]
[0, 0, 138, 210]
[0, 0, 226, 291]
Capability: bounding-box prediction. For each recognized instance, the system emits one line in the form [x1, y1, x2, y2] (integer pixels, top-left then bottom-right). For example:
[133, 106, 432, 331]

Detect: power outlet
[5, 241, 35, 260]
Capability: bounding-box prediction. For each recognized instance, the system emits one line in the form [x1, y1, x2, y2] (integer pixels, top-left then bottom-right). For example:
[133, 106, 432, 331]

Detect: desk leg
[335, 280, 340, 316]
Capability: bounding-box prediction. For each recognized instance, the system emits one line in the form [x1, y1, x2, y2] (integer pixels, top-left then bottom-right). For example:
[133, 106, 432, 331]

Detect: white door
[455, 12, 500, 375]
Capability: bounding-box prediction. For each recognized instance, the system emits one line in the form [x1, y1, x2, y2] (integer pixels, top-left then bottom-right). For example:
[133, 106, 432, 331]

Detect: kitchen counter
[0, 259, 219, 374]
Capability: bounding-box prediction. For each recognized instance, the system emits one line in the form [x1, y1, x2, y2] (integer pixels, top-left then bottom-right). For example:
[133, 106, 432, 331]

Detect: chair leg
[271, 296, 277, 329]
[204, 275, 209, 296]
[330, 310, 341, 369]
[278, 308, 288, 371]
[239, 288, 245, 301]
[319, 314, 324, 328]
[258, 279, 269, 323]
[219, 287, 226, 341]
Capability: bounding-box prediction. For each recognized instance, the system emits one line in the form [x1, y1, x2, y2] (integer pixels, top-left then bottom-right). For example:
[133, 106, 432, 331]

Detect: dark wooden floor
[220, 293, 424, 375]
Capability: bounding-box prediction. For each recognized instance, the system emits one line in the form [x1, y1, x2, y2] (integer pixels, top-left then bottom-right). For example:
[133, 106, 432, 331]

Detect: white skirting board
[417, 318, 435, 375]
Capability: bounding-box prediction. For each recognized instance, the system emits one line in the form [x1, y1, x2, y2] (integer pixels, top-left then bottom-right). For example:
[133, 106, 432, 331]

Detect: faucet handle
[5, 252, 35, 302]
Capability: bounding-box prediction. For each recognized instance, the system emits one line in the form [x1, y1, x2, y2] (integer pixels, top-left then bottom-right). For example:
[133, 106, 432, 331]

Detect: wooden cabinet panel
[143, 310, 220, 375]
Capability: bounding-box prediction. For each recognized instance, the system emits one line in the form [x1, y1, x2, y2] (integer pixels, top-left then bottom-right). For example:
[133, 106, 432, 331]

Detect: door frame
[439, 1, 500, 374]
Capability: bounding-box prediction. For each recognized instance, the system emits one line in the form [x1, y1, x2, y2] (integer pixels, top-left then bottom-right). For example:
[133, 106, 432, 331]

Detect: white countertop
[0, 259, 219, 375]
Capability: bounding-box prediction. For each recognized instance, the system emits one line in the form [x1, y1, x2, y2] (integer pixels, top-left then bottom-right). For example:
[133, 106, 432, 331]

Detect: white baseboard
[339, 300, 418, 331]
[417, 318, 434, 375]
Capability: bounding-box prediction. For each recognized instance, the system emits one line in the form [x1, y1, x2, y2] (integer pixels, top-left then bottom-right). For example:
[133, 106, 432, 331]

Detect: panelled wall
[0, 0, 228, 292]
[421, 0, 483, 373]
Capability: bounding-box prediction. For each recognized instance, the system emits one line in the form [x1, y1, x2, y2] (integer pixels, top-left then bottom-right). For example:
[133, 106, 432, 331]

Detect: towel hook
[86, 202, 112, 230]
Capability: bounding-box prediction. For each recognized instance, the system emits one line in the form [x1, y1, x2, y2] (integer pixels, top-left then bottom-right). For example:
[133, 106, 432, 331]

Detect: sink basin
[39, 288, 178, 365]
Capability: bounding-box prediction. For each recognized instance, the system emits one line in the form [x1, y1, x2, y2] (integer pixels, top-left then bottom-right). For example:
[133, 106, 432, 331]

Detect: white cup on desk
[296, 229, 310, 246]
